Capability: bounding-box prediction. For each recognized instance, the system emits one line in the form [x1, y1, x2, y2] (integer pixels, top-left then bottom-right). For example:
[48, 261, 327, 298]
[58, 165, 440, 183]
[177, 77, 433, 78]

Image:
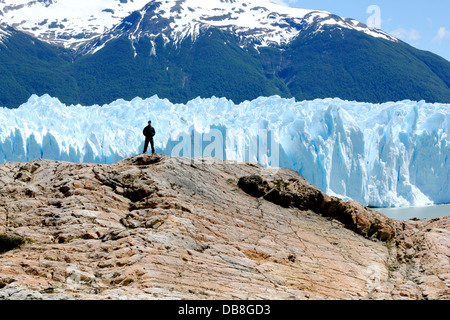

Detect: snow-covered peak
[82, 0, 398, 55]
[0, 0, 151, 49]
[146, 0, 318, 46]
[0, 0, 398, 52]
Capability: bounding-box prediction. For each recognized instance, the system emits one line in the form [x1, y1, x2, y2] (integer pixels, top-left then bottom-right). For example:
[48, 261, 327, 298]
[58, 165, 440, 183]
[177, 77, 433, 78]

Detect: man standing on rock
[143, 120, 156, 154]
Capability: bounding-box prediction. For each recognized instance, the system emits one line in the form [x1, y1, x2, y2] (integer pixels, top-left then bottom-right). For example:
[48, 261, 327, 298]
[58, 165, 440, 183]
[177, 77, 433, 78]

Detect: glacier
[0, 94, 448, 208]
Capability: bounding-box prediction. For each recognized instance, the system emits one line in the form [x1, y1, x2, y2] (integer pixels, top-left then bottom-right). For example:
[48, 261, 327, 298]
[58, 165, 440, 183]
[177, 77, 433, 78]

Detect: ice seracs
[0, 94, 448, 208]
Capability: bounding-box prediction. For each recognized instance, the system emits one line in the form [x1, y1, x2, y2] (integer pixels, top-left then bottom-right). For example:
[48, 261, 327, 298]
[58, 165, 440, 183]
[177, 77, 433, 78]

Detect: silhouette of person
[143, 120, 156, 154]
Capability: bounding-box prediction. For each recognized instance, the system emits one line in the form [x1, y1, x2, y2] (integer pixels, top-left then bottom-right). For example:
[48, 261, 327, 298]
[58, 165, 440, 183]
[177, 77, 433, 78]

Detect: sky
[272, 0, 450, 62]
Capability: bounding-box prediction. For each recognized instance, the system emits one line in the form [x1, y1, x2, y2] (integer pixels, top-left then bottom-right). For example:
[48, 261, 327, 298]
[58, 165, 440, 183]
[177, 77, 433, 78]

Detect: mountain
[0, 24, 77, 107]
[0, 0, 450, 107]
[75, 0, 397, 55]
[0, 0, 152, 50]
[0, 0, 396, 51]
[0, 154, 449, 299]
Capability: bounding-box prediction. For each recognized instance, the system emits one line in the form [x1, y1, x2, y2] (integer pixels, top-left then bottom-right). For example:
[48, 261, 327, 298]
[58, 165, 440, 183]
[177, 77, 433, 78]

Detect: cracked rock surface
[0, 155, 448, 300]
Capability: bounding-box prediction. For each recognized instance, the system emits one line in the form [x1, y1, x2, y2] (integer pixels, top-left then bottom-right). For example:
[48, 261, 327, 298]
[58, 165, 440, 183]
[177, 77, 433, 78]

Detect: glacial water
[376, 205, 450, 220]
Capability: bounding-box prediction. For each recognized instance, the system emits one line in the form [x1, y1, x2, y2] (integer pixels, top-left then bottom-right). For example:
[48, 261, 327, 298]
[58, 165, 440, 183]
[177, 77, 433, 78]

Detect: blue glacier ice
[0, 94, 448, 208]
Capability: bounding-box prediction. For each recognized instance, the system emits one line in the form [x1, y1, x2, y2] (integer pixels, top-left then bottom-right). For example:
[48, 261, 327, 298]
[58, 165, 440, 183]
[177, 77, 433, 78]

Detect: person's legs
[143, 139, 149, 153]
[150, 137, 155, 154]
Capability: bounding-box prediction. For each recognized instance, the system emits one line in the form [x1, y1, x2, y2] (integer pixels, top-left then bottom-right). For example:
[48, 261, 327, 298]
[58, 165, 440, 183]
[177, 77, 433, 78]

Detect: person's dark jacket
[143, 125, 155, 139]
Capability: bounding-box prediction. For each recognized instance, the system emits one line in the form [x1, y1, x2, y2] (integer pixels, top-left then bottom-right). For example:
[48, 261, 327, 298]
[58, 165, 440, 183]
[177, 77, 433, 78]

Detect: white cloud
[433, 27, 450, 44]
[390, 28, 421, 42]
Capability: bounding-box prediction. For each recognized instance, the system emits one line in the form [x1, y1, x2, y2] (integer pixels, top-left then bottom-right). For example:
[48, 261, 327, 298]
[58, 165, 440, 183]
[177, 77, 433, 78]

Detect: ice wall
[0, 94, 448, 207]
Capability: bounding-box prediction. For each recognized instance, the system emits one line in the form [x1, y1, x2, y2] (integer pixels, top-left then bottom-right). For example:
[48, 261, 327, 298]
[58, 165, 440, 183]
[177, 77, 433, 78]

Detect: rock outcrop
[0, 155, 448, 300]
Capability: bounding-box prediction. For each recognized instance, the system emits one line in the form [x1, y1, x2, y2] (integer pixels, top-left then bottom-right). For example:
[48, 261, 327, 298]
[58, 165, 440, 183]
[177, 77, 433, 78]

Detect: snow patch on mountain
[0, 0, 151, 49]
[87, 0, 397, 55]
[0, 24, 11, 44]
[1, 94, 448, 208]
[0, 0, 397, 52]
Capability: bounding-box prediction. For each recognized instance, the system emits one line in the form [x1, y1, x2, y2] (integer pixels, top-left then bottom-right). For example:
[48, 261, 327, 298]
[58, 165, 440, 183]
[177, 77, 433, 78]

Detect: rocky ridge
[0, 154, 448, 300]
